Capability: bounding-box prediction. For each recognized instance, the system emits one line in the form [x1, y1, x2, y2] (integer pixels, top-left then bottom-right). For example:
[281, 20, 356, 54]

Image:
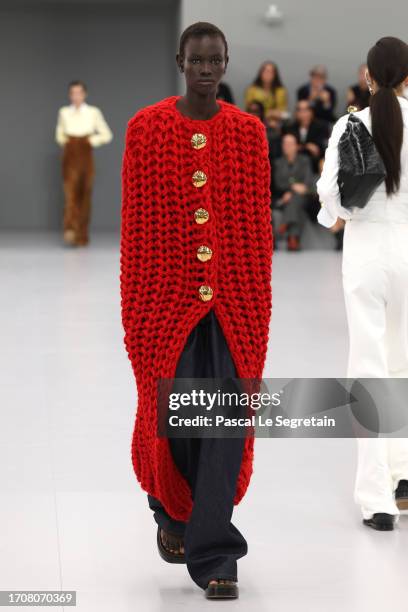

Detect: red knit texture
[120, 95, 273, 521]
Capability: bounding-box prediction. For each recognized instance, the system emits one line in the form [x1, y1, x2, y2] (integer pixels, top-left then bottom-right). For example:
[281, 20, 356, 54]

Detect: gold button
[198, 285, 213, 301]
[191, 133, 207, 149]
[192, 170, 207, 188]
[197, 245, 212, 262]
[347, 105, 358, 113]
[194, 208, 209, 224]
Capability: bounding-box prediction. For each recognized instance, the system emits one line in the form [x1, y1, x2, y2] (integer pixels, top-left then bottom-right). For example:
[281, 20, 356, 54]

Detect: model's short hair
[179, 21, 228, 58]
[68, 80, 87, 93]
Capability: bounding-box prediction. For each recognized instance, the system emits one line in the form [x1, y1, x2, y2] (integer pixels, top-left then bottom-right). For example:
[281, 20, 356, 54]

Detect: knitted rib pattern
[120, 95, 273, 521]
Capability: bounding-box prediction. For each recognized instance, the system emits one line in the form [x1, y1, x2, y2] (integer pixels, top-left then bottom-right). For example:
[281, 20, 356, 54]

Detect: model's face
[260, 63, 275, 85]
[177, 35, 227, 95]
[69, 85, 86, 106]
[282, 135, 298, 157]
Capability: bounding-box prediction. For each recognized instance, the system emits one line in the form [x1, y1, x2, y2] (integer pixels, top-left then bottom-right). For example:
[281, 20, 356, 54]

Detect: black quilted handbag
[337, 113, 386, 209]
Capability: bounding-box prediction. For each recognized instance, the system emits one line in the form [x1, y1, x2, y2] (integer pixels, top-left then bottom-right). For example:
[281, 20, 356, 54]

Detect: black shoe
[205, 579, 239, 599]
[395, 479, 408, 510]
[156, 527, 186, 564]
[363, 513, 395, 531]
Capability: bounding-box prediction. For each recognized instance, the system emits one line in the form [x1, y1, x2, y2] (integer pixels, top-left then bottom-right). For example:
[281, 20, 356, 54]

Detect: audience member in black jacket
[297, 65, 337, 124]
[265, 109, 283, 162]
[282, 100, 329, 174]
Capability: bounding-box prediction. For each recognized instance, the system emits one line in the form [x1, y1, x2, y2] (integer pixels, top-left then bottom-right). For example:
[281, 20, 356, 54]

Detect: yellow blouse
[244, 84, 288, 112]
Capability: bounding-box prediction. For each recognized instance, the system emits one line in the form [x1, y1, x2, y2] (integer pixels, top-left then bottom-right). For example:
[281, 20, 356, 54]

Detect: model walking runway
[317, 36, 408, 530]
[119, 21, 273, 599]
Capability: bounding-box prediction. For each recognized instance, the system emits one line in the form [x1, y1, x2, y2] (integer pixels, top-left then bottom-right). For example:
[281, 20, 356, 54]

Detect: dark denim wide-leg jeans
[147, 308, 248, 590]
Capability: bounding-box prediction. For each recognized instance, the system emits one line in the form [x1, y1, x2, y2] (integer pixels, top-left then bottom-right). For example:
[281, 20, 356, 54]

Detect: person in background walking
[55, 80, 113, 246]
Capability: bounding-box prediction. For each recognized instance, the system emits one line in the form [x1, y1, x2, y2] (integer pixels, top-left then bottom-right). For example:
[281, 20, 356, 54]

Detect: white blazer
[317, 95, 408, 227]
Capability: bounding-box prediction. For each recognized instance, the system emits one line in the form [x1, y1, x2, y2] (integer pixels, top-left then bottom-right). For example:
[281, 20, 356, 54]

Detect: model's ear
[176, 53, 184, 72]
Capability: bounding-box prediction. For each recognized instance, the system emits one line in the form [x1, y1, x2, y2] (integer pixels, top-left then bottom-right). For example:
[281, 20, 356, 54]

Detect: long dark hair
[253, 61, 283, 93]
[367, 37, 408, 195]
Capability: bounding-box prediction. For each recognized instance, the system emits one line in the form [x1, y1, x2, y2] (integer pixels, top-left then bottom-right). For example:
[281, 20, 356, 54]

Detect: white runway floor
[1, 231, 407, 611]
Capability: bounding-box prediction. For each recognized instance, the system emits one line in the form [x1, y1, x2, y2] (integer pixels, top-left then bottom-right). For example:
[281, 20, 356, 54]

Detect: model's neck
[177, 91, 220, 120]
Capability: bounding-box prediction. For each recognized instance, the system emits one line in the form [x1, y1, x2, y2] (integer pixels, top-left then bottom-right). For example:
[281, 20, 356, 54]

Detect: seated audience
[245, 61, 289, 120]
[297, 65, 337, 124]
[283, 100, 329, 173]
[265, 109, 283, 161]
[346, 63, 370, 111]
[246, 100, 265, 123]
[272, 133, 317, 251]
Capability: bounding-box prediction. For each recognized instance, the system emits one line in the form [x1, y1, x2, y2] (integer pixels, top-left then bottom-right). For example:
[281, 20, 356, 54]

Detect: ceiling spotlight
[264, 4, 283, 25]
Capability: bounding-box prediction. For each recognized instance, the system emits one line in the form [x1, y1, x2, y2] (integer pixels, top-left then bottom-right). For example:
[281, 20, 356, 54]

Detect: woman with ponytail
[317, 37, 408, 530]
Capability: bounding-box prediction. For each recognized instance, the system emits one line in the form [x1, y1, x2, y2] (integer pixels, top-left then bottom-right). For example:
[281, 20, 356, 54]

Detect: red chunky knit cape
[120, 95, 273, 521]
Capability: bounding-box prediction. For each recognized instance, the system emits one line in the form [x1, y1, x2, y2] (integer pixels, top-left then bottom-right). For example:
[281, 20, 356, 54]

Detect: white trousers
[342, 219, 408, 519]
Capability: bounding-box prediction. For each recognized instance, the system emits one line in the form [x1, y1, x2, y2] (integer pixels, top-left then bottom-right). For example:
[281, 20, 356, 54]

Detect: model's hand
[329, 218, 345, 233]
